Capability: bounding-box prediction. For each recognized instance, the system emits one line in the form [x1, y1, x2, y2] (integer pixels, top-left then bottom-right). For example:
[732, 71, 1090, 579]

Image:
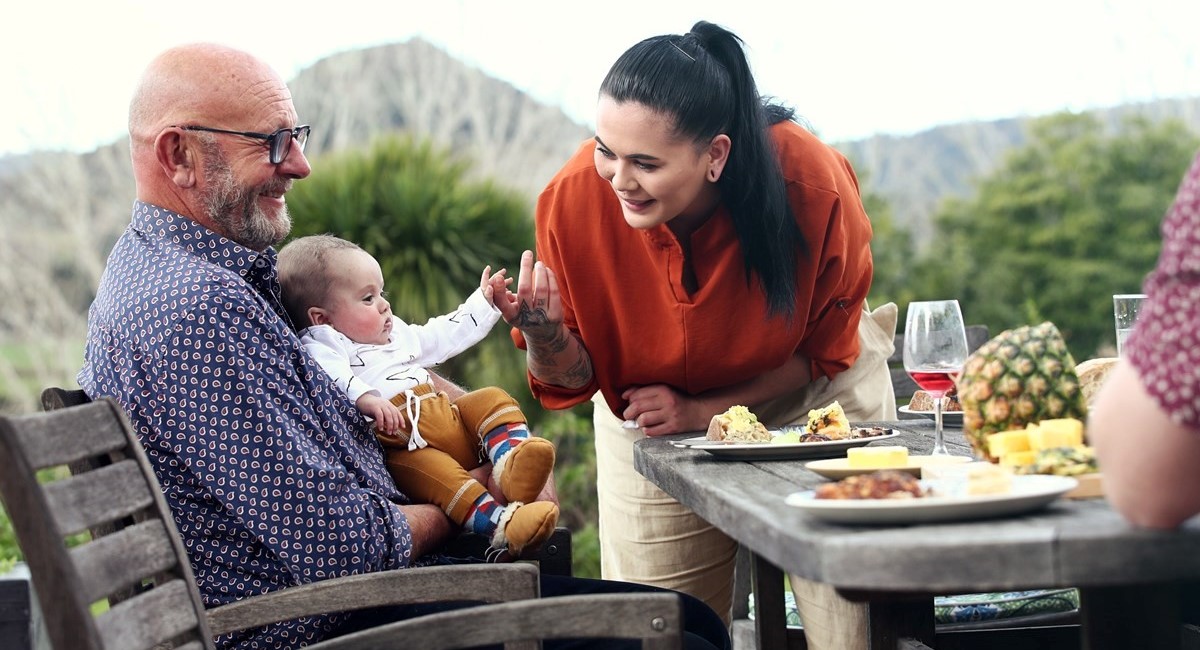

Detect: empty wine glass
[903, 300, 969, 456]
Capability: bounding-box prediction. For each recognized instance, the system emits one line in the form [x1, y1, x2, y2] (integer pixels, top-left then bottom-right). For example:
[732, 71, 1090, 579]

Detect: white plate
[671, 430, 900, 461]
[898, 405, 964, 426]
[784, 474, 1078, 524]
[805, 454, 973, 480]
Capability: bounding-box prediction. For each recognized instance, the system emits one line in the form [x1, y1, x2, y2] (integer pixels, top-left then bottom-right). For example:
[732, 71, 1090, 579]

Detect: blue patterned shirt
[79, 201, 416, 648]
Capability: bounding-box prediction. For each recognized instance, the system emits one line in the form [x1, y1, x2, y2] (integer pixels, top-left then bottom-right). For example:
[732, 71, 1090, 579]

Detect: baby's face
[319, 249, 393, 345]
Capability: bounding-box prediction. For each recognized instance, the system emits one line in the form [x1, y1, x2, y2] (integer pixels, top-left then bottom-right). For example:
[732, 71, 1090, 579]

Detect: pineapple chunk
[847, 446, 909, 469]
[1000, 450, 1037, 467]
[1027, 418, 1084, 451]
[986, 430, 1031, 458]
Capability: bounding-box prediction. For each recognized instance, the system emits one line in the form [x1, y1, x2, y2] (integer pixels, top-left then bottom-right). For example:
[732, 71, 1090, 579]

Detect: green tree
[861, 172, 918, 310]
[916, 113, 1199, 358]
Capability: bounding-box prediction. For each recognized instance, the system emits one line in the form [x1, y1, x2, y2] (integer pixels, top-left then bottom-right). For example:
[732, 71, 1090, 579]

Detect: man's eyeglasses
[177, 124, 311, 164]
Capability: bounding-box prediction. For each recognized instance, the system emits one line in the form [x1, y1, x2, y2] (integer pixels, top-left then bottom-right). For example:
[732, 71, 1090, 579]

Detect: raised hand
[500, 250, 564, 343]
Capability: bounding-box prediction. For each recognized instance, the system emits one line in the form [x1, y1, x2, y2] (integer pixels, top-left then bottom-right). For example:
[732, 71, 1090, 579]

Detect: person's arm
[428, 370, 467, 400]
[1089, 360, 1200, 528]
[622, 353, 813, 436]
[495, 250, 594, 390]
[399, 503, 457, 557]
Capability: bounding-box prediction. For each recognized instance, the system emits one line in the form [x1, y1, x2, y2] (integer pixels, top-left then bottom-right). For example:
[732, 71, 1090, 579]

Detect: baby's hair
[277, 234, 365, 330]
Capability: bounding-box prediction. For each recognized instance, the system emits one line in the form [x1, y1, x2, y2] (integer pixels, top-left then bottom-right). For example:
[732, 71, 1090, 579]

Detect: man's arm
[429, 370, 467, 400]
[399, 503, 457, 557]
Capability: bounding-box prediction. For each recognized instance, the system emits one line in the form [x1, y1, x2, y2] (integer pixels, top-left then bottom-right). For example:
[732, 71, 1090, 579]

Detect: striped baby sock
[465, 492, 502, 535]
[483, 422, 531, 465]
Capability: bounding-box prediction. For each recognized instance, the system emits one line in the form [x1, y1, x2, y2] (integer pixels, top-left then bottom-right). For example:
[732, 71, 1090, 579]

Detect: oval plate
[671, 430, 900, 461]
[805, 454, 972, 479]
[784, 475, 1078, 525]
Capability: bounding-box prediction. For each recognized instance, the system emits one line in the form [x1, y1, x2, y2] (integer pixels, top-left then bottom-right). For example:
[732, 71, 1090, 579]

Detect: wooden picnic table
[633, 418, 1200, 649]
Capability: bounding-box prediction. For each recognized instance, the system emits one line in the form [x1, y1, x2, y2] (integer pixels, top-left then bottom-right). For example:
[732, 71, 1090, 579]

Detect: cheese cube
[987, 430, 1031, 458]
[1028, 419, 1084, 451]
[846, 446, 909, 469]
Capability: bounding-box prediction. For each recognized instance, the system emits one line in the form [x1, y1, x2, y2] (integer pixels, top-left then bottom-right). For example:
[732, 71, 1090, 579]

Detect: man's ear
[706, 134, 731, 183]
[307, 306, 330, 326]
[155, 128, 198, 189]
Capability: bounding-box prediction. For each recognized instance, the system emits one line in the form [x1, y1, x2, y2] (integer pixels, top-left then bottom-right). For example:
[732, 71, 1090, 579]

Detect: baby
[277, 234, 558, 555]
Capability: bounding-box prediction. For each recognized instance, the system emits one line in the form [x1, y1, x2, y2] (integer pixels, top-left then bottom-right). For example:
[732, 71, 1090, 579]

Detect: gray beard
[201, 149, 292, 251]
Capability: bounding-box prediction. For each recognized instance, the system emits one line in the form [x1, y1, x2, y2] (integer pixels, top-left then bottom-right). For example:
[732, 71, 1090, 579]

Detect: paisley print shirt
[79, 201, 416, 648]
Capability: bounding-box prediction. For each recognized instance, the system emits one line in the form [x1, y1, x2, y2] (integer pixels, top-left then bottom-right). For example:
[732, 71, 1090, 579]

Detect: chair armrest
[206, 563, 539, 637]
[442, 527, 573, 577]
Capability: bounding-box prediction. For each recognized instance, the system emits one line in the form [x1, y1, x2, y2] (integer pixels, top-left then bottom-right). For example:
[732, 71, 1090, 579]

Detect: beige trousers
[594, 302, 898, 648]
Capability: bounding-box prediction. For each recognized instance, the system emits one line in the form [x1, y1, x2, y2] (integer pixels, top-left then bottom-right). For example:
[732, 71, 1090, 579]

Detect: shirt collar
[130, 200, 287, 319]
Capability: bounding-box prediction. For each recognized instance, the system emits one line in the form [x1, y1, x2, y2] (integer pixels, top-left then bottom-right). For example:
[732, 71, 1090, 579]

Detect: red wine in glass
[908, 369, 959, 396]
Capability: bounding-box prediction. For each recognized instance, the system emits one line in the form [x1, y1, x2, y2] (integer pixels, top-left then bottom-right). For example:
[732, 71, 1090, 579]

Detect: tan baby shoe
[493, 437, 556, 504]
[493, 501, 559, 556]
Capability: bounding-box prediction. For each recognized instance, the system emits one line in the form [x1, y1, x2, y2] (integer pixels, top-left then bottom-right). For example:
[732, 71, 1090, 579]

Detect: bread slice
[1075, 357, 1117, 406]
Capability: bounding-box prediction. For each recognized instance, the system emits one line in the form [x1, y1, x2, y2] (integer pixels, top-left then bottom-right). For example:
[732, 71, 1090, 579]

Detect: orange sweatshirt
[514, 120, 874, 416]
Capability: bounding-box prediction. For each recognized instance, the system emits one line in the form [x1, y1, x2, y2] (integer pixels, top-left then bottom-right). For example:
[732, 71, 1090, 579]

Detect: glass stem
[931, 398, 949, 456]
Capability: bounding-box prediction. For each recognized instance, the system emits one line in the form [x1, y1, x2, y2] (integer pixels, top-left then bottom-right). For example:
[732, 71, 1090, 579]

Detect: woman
[497, 21, 896, 645]
[1089, 149, 1200, 528]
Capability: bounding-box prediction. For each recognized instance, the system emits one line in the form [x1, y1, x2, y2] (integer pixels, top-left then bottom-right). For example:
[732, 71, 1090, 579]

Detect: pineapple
[957, 322, 1087, 461]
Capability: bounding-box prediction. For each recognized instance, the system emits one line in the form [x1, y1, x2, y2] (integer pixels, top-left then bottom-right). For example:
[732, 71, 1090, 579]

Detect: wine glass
[903, 300, 969, 456]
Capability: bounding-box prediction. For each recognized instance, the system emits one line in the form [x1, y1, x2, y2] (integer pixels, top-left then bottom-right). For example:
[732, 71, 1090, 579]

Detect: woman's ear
[155, 128, 198, 189]
[706, 134, 731, 182]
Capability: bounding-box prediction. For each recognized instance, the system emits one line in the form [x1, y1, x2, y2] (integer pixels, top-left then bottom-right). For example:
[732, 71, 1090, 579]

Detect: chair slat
[45, 459, 154, 536]
[96, 579, 207, 650]
[208, 563, 540, 636]
[71, 519, 181, 606]
[320, 593, 683, 650]
[16, 403, 128, 470]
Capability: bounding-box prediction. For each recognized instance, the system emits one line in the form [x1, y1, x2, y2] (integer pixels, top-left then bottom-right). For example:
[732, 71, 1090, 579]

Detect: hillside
[1, 37, 1199, 411]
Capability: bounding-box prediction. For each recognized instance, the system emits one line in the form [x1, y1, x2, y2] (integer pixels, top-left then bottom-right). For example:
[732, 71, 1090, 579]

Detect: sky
[3, 0, 1198, 157]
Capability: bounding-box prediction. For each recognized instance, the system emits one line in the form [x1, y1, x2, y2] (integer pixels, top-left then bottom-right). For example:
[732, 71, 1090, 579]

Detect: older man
[78, 43, 728, 650]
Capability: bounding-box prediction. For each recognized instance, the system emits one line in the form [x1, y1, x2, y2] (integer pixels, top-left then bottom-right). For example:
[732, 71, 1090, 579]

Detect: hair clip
[670, 40, 696, 62]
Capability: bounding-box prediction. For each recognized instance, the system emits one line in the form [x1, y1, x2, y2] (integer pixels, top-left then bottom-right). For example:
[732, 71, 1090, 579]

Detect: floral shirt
[79, 201, 416, 648]
[1126, 151, 1200, 428]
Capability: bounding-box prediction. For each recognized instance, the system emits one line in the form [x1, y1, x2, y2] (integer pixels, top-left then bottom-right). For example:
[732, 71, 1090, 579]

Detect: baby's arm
[357, 393, 405, 435]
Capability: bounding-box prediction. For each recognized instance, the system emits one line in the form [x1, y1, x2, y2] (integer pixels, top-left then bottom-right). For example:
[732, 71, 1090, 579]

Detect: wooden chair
[322, 592, 684, 650]
[40, 387, 573, 578]
[0, 396, 542, 650]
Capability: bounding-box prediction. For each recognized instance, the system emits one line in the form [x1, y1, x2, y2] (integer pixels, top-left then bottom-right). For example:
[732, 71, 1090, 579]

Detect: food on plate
[1075, 357, 1117, 406]
[957, 322, 1088, 461]
[1013, 446, 1098, 477]
[923, 461, 1013, 497]
[805, 400, 852, 439]
[908, 388, 962, 412]
[814, 470, 926, 500]
[706, 405, 771, 443]
[846, 445, 909, 469]
[984, 418, 1095, 475]
[771, 430, 802, 444]
[986, 430, 1031, 459]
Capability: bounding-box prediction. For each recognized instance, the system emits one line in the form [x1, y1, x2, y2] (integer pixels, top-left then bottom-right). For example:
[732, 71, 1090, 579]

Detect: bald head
[129, 43, 291, 149]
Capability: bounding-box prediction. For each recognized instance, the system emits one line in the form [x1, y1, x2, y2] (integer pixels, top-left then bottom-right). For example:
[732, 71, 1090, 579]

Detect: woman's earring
[708, 168, 719, 182]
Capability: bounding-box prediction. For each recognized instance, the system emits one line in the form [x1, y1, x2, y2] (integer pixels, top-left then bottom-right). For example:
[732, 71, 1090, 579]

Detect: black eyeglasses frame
[176, 124, 311, 164]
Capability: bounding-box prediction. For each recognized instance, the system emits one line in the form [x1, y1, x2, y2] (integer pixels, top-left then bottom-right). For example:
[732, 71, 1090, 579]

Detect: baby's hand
[481, 265, 514, 307]
[357, 394, 405, 435]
